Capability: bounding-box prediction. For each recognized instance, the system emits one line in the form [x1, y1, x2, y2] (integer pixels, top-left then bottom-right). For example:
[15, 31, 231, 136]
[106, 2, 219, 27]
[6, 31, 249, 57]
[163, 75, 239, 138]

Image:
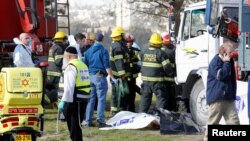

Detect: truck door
[176, 8, 208, 83]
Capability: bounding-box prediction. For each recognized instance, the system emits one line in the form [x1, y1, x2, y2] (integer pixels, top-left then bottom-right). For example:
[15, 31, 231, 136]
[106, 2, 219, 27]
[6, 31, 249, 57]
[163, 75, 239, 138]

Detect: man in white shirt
[13, 33, 35, 67]
[59, 46, 90, 141]
[67, 33, 86, 60]
[74, 33, 86, 60]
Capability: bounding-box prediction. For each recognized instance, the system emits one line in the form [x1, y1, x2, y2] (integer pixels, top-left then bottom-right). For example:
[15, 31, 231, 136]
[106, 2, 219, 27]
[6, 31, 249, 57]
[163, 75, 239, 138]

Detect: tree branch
[129, 7, 168, 18]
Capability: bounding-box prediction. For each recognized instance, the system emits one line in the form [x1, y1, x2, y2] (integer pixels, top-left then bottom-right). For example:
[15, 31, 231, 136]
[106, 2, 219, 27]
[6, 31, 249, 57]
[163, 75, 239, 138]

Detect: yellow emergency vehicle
[0, 67, 44, 141]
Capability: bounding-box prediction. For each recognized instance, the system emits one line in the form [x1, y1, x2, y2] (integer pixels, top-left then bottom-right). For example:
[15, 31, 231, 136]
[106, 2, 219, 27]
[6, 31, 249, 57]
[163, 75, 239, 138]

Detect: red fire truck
[0, 0, 70, 68]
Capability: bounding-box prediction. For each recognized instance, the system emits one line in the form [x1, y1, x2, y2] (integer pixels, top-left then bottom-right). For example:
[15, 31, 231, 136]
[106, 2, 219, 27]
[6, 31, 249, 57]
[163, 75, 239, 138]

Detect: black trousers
[140, 82, 168, 113]
[120, 78, 138, 112]
[65, 102, 87, 141]
[45, 76, 60, 103]
[164, 82, 176, 111]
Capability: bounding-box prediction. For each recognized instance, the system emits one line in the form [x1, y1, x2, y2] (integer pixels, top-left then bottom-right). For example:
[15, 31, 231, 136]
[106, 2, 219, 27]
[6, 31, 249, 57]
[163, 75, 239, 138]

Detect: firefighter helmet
[125, 34, 134, 42]
[115, 26, 125, 34]
[53, 31, 67, 41]
[149, 33, 162, 46]
[87, 32, 95, 41]
[111, 36, 122, 41]
[162, 34, 171, 45]
[110, 26, 125, 38]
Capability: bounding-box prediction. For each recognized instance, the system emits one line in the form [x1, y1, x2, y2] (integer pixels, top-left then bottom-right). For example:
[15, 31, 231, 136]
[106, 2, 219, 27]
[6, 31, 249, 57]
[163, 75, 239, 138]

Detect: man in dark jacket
[46, 31, 68, 103]
[162, 33, 176, 111]
[204, 42, 240, 141]
[139, 33, 176, 113]
[109, 26, 130, 115]
[124, 34, 141, 112]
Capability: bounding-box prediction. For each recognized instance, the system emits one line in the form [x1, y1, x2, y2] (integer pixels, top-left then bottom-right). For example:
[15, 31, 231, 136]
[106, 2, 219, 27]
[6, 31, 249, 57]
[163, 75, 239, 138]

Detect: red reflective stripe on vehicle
[8, 108, 38, 113]
[12, 122, 19, 126]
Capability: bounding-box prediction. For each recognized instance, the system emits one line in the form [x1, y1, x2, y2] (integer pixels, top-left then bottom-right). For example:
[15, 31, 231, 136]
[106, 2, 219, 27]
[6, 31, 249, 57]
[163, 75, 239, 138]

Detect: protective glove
[58, 101, 66, 112]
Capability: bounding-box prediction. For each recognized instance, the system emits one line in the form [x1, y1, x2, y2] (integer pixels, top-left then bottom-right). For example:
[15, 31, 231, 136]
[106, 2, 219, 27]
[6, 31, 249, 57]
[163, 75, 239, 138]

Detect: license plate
[15, 134, 32, 141]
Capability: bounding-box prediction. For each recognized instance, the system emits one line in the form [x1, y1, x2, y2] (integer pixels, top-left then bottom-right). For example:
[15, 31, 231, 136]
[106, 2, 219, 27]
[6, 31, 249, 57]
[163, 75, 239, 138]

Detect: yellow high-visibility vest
[68, 59, 91, 101]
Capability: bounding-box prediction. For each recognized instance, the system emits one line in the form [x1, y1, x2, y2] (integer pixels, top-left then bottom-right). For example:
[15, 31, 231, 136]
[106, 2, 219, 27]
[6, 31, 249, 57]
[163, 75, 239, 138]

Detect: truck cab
[175, 0, 241, 126]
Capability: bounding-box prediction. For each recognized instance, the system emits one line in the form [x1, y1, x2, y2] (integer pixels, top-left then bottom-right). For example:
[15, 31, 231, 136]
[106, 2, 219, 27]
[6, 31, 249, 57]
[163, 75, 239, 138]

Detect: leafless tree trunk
[121, 0, 207, 35]
[172, 0, 184, 35]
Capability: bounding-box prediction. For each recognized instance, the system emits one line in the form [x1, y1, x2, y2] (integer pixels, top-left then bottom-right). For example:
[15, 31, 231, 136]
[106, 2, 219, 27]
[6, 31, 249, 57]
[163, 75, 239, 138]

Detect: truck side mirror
[208, 26, 215, 34]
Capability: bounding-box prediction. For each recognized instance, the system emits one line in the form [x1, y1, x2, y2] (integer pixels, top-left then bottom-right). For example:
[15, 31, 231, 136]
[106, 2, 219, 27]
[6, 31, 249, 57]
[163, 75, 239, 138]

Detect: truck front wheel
[190, 78, 208, 126]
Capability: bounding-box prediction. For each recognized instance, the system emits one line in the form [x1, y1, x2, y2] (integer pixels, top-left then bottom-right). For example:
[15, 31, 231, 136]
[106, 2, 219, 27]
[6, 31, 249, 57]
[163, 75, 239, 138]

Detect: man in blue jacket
[204, 42, 240, 141]
[83, 33, 114, 128]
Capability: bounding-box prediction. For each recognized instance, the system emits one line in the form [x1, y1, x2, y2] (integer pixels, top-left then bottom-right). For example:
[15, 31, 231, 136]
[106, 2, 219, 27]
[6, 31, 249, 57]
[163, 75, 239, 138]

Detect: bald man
[204, 42, 240, 141]
[13, 33, 35, 67]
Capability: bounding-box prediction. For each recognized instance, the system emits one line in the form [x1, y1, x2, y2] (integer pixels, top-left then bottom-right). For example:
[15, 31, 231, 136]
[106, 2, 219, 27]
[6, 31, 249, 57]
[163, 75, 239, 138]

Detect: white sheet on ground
[100, 111, 160, 130]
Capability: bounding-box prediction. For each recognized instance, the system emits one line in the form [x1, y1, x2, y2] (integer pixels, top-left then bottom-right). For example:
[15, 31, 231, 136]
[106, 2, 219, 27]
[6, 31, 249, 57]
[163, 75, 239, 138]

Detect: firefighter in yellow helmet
[139, 33, 176, 113]
[46, 31, 68, 103]
[109, 26, 131, 115]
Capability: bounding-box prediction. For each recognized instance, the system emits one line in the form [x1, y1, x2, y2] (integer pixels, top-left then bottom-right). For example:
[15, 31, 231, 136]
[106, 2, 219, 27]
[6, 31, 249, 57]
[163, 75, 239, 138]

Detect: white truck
[175, 0, 249, 126]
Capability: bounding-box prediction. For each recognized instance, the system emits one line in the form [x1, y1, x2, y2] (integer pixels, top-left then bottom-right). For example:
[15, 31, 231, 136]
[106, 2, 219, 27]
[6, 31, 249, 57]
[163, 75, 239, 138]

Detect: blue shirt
[84, 42, 110, 75]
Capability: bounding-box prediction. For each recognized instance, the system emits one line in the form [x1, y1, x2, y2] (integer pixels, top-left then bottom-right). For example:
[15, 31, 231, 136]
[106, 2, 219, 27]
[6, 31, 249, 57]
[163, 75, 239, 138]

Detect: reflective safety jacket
[162, 44, 175, 64]
[47, 42, 66, 77]
[128, 47, 141, 78]
[140, 46, 176, 82]
[68, 59, 90, 102]
[110, 41, 130, 78]
[161, 44, 176, 81]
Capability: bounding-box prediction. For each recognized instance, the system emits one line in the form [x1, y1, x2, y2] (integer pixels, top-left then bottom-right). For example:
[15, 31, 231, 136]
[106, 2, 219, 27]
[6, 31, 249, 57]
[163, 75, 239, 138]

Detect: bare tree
[122, 0, 205, 35]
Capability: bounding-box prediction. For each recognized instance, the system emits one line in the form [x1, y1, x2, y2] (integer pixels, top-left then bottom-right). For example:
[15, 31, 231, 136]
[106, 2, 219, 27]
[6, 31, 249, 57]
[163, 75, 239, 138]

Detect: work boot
[98, 121, 112, 128]
[85, 123, 95, 127]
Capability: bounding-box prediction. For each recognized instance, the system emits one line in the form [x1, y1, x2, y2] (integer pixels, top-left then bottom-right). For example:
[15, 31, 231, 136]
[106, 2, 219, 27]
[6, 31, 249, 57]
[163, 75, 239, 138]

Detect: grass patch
[37, 93, 182, 141]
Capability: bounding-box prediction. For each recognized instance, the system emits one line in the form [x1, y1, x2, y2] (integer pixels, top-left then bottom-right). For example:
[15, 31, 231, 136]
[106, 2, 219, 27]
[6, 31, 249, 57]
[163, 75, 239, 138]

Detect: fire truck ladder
[56, 0, 70, 34]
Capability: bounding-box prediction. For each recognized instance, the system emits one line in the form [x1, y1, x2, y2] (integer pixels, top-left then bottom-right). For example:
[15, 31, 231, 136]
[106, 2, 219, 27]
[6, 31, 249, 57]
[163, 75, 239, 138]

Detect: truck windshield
[190, 9, 206, 38]
[182, 9, 206, 40]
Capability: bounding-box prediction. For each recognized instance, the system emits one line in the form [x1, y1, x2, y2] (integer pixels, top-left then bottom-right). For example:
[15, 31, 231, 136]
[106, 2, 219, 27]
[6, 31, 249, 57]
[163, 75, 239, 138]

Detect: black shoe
[86, 123, 95, 127]
[98, 122, 112, 128]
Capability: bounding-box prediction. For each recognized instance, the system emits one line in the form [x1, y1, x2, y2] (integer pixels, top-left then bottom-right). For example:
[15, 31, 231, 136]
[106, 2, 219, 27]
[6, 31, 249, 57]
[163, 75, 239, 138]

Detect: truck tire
[189, 78, 208, 126]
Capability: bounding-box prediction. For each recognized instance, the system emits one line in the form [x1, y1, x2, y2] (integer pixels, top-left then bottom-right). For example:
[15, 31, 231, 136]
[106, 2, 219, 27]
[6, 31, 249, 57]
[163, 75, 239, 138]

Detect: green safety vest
[67, 59, 91, 102]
